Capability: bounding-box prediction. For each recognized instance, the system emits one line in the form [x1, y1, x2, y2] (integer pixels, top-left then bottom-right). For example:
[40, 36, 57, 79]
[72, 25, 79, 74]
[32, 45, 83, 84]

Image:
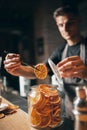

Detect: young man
[4, 5, 87, 130]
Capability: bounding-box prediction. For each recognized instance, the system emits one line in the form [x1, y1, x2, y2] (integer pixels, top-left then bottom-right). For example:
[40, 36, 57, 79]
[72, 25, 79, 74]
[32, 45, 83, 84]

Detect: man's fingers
[58, 56, 80, 67]
[4, 62, 21, 69]
[5, 53, 20, 60]
[61, 65, 86, 78]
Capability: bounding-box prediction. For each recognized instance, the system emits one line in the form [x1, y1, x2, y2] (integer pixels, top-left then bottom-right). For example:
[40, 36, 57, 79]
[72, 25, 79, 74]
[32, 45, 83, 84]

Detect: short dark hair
[53, 5, 79, 20]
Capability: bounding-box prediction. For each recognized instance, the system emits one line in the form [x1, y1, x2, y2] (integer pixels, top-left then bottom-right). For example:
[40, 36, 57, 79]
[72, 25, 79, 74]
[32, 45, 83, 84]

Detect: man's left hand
[57, 56, 87, 80]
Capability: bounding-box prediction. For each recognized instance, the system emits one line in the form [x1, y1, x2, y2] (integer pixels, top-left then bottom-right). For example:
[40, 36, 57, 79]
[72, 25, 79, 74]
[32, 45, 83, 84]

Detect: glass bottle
[73, 86, 87, 130]
[28, 84, 63, 129]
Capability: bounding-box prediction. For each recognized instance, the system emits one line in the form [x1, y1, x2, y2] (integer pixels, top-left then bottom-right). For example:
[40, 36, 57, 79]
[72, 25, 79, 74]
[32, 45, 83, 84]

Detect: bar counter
[0, 96, 29, 130]
[0, 91, 74, 130]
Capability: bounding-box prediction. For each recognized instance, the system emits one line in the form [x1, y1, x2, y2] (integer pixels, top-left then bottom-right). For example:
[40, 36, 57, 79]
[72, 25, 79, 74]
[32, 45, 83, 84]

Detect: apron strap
[62, 44, 68, 60]
[80, 38, 85, 64]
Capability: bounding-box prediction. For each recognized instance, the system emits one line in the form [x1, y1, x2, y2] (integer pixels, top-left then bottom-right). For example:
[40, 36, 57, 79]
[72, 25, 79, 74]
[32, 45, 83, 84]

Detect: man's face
[55, 14, 80, 41]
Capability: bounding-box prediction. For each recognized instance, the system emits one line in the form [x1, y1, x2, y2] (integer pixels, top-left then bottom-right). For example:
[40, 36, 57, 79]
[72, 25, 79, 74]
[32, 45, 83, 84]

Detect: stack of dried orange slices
[34, 63, 48, 79]
[29, 84, 62, 129]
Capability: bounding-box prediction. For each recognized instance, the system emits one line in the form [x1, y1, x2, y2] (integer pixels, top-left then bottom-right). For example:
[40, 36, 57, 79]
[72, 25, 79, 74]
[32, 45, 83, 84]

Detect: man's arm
[4, 53, 36, 79]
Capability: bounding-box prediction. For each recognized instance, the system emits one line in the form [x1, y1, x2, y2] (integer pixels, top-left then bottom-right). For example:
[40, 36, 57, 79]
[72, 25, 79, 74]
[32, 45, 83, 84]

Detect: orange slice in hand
[34, 63, 48, 79]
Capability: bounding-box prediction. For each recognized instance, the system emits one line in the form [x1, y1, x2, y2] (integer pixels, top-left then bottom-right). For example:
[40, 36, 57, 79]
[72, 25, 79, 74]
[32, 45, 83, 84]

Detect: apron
[61, 37, 86, 119]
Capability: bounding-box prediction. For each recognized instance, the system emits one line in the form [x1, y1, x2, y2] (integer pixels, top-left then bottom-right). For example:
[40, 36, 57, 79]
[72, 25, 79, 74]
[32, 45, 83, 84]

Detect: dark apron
[61, 38, 86, 119]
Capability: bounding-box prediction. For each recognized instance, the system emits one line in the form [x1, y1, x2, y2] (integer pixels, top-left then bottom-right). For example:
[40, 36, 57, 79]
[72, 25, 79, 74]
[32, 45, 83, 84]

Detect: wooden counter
[0, 97, 29, 130]
[0, 97, 51, 130]
[0, 97, 73, 130]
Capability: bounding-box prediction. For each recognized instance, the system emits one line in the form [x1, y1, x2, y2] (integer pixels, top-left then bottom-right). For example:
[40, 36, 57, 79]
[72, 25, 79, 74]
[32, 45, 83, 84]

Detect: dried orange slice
[7, 104, 19, 110]
[49, 95, 61, 104]
[0, 113, 5, 119]
[51, 105, 61, 117]
[39, 84, 58, 97]
[49, 117, 61, 128]
[37, 103, 51, 115]
[38, 114, 51, 128]
[34, 63, 48, 79]
[31, 108, 41, 127]
[32, 93, 48, 109]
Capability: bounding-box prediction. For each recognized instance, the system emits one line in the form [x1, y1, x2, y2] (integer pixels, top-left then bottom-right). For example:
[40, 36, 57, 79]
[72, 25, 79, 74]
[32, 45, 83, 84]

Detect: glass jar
[28, 84, 63, 129]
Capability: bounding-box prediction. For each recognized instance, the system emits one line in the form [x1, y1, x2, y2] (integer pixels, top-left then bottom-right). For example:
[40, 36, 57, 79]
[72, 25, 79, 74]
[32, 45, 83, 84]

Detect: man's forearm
[16, 65, 36, 79]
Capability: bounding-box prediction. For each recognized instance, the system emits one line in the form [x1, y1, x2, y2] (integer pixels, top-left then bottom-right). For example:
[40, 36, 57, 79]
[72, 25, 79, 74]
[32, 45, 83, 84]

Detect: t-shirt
[45, 37, 87, 100]
[46, 37, 87, 74]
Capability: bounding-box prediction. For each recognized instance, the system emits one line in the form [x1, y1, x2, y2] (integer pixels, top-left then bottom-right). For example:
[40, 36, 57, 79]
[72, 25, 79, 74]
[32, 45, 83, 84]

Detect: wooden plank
[0, 97, 29, 130]
[0, 97, 51, 130]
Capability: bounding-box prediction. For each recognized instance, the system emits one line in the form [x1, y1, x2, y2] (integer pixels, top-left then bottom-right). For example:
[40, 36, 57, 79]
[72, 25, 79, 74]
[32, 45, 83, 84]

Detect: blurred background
[0, 0, 87, 96]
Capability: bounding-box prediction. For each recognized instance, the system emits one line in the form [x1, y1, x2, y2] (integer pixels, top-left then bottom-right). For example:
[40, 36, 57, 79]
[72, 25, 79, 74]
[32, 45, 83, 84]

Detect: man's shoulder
[55, 43, 66, 52]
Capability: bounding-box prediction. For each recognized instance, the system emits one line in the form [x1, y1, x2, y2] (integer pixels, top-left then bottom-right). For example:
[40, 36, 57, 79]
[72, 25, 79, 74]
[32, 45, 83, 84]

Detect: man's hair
[53, 5, 79, 20]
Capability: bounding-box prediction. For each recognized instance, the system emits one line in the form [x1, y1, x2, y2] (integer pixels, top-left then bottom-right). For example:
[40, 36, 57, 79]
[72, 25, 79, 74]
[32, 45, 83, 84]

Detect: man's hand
[57, 56, 87, 80]
[4, 53, 21, 76]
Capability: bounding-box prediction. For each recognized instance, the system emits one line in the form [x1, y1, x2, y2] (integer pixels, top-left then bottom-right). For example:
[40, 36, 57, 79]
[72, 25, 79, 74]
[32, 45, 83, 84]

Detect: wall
[79, 1, 87, 36]
[34, 1, 64, 63]
[33, 1, 64, 84]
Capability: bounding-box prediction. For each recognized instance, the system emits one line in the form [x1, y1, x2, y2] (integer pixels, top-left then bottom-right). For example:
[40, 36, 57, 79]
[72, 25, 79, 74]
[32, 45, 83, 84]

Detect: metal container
[73, 86, 87, 130]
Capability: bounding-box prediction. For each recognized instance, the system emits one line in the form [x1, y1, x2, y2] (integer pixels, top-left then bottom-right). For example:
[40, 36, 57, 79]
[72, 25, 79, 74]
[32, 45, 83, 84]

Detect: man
[4, 5, 87, 130]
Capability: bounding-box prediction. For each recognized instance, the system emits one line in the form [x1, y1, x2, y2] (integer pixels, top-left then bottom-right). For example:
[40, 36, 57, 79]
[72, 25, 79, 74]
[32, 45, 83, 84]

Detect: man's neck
[67, 36, 82, 46]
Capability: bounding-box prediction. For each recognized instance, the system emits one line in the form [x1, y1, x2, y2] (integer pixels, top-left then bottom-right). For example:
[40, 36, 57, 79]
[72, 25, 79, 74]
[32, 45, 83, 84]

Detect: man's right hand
[4, 53, 21, 76]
